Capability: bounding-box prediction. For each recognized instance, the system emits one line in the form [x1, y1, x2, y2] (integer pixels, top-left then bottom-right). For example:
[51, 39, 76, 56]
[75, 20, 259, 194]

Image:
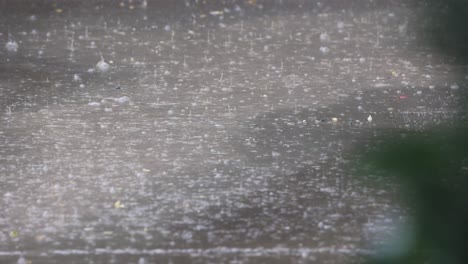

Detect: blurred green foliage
[362, 126, 468, 263]
[361, 1, 468, 263]
[425, 0, 468, 59]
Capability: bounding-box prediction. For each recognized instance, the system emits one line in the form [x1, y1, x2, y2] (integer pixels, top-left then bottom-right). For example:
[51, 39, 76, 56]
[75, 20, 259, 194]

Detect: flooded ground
[0, 0, 466, 263]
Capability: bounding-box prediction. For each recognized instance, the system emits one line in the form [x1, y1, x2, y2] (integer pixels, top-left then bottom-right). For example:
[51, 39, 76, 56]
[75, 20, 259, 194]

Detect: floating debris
[209, 10, 223, 16]
[9, 230, 19, 238]
[374, 83, 391, 88]
[114, 200, 125, 209]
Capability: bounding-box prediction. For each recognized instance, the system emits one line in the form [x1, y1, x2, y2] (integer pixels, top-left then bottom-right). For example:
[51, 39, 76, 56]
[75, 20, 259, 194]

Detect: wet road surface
[0, 0, 466, 263]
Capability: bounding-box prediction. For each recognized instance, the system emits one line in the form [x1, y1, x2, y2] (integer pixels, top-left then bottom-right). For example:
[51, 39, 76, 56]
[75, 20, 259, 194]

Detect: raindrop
[5, 40, 19, 52]
[115, 96, 130, 104]
[319, 46, 330, 54]
[73, 74, 81, 82]
[337, 21, 345, 29]
[17, 256, 26, 264]
[319, 32, 330, 42]
[96, 54, 110, 72]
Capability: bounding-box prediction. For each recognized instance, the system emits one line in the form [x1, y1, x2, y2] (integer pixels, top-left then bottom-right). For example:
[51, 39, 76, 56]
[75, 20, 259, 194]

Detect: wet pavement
[0, 0, 467, 263]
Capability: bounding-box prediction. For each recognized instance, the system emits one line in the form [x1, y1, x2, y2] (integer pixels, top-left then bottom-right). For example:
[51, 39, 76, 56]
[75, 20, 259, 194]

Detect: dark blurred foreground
[363, 1, 468, 263]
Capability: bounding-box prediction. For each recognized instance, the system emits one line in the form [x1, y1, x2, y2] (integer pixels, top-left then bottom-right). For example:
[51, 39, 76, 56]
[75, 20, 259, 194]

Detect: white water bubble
[73, 74, 81, 82]
[17, 256, 26, 264]
[96, 56, 110, 72]
[319, 46, 330, 54]
[337, 21, 345, 29]
[96, 60, 110, 72]
[115, 96, 130, 104]
[5, 40, 19, 52]
[319, 32, 330, 42]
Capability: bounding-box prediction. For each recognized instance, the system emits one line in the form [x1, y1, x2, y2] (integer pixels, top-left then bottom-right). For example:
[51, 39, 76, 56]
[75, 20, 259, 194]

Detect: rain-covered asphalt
[0, 0, 466, 263]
